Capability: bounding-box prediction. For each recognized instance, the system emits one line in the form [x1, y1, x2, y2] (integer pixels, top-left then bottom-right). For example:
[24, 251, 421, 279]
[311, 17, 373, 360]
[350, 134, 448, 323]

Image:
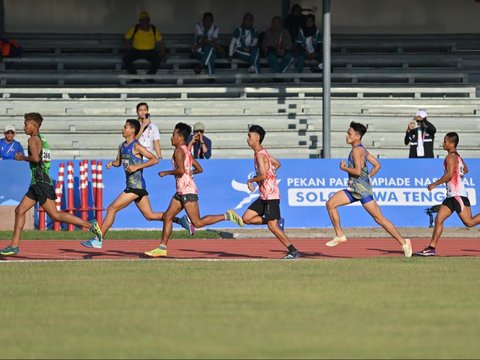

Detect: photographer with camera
[135, 102, 162, 160]
[187, 122, 212, 159]
[404, 110, 436, 158]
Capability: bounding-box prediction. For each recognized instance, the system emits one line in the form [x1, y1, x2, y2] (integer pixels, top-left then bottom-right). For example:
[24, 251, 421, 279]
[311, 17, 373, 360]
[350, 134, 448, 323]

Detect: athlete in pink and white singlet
[254, 148, 280, 200]
[175, 144, 198, 196]
[144, 122, 244, 258]
[242, 125, 300, 259]
[444, 152, 468, 208]
[416, 132, 480, 256]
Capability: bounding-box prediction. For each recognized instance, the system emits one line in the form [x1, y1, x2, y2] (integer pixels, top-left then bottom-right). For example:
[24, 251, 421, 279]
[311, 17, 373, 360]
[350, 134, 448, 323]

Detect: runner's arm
[366, 151, 381, 178]
[428, 153, 456, 190]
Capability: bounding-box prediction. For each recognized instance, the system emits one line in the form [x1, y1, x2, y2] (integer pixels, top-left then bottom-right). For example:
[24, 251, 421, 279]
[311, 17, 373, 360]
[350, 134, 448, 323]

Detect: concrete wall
[4, 0, 480, 34]
[0, 206, 34, 230]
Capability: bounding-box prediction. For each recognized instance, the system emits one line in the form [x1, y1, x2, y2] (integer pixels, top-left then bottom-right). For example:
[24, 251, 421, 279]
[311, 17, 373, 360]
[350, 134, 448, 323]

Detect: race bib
[42, 149, 51, 162]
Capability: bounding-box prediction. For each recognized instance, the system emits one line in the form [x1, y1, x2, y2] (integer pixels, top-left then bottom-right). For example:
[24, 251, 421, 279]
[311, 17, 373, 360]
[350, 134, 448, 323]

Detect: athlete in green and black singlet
[28, 133, 52, 186]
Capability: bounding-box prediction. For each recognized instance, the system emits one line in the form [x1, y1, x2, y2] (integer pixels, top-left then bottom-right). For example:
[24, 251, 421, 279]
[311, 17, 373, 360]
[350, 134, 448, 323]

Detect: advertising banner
[1, 159, 478, 229]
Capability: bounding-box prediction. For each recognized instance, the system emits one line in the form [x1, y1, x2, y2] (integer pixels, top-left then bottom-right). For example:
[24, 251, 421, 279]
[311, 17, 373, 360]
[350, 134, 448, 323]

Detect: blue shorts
[343, 189, 374, 205]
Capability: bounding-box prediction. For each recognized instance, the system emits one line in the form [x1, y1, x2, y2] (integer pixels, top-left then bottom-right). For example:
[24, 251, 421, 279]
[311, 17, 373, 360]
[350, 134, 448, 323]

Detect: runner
[241, 124, 299, 259]
[415, 132, 480, 256]
[81, 119, 193, 249]
[144, 122, 243, 258]
[324, 121, 412, 257]
[0, 112, 103, 256]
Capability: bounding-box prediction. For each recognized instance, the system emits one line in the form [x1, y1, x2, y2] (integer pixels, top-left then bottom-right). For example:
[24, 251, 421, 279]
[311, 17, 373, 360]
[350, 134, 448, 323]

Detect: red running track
[1, 238, 480, 261]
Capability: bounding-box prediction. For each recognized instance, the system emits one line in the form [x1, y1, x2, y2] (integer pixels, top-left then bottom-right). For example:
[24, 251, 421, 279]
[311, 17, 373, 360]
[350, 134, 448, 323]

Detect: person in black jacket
[404, 110, 436, 158]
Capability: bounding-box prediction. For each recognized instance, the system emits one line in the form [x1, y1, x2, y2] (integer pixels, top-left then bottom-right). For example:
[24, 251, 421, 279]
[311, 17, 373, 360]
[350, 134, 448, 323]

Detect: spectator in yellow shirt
[123, 11, 166, 83]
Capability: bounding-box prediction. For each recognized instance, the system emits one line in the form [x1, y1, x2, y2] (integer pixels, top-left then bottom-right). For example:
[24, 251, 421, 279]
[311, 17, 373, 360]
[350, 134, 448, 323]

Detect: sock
[224, 213, 228, 221]
[172, 216, 179, 224]
[159, 244, 167, 250]
[287, 244, 297, 253]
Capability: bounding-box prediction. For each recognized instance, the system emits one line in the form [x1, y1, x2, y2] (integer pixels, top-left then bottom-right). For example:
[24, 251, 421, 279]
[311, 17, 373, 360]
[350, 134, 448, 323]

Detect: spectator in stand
[193, 12, 224, 75]
[0, 124, 24, 160]
[228, 12, 260, 74]
[262, 16, 294, 73]
[123, 11, 166, 83]
[187, 122, 212, 159]
[404, 110, 436, 158]
[295, 14, 322, 73]
[135, 102, 162, 159]
[284, 4, 306, 42]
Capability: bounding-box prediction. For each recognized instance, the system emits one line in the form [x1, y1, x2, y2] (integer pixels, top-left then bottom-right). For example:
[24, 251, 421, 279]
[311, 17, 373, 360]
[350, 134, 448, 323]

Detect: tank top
[254, 148, 280, 200]
[445, 152, 468, 198]
[174, 145, 198, 195]
[29, 134, 52, 186]
[346, 144, 373, 199]
[121, 140, 146, 190]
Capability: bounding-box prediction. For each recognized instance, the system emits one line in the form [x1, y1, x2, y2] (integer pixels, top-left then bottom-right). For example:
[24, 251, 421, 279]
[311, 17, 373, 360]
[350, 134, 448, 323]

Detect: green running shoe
[0, 245, 19, 256]
[89, 219, 103, 242]
[226, 209, 244, 227]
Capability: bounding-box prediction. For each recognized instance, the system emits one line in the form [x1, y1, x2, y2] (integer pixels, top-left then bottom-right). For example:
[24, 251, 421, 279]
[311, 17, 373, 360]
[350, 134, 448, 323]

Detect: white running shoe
[325, 235, 347, 247]
[402, 238, 413, 258]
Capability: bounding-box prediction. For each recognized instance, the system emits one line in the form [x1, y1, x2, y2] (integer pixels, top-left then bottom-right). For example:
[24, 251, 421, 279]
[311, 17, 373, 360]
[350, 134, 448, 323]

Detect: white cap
[4, 124, 15, 133]
[193, 122, 205, 131]
[415, 110, 428, 119]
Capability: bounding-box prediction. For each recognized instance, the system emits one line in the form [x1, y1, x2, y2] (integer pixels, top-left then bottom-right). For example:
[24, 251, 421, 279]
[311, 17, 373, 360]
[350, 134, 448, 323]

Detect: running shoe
[89, 219, 103, 242]
[278, 218, 285, 231]
[0, 245, 19, 256]
[402, 238, 413, 258]
[144, 247, 168, 258]
[415, 246, 436, 257]
[284, 251, 300, 259]
[325, 235, 347, 247]
[226, 209, 244, 227]
[80, 238, 103, 249]
[180, 215, 196, 236]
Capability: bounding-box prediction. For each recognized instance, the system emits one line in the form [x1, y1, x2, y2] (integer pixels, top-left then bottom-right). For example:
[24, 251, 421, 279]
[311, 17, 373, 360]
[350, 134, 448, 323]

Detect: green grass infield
[1, 258, 480, 358]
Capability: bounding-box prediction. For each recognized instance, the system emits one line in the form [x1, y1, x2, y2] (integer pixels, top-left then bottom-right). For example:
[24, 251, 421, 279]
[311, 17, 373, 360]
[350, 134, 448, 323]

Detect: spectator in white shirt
[135, 102, 162, 159]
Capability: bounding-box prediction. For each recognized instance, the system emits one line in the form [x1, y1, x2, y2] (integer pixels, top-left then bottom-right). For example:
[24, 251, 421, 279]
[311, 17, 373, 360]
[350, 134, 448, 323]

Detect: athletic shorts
[25, 182, 56, 206]
[124, 188, 149, 202]
[442, 196, 470, 214]
[343, 189, 374, 205]
[248, 198, 281, 221]
[173, 193, 198, 207]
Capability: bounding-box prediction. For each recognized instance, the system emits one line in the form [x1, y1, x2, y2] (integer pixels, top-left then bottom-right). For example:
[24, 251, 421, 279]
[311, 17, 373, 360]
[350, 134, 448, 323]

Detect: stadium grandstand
[1, 0, 480, 160]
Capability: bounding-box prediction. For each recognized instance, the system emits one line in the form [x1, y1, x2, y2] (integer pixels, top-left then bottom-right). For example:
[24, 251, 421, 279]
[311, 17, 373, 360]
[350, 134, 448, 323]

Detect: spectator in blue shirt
[0, 124, 25, 160]
[187, 122, 212, 159]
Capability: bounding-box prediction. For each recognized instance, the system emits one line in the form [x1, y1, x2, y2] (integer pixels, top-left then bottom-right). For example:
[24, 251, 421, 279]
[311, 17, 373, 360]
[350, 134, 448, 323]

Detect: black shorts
[173, 193, 198, 207]
[248, 198, 281, 221]
[442, 196, 470, 214]
[124, 188, 149, 202]
[25, 182, 56, 206]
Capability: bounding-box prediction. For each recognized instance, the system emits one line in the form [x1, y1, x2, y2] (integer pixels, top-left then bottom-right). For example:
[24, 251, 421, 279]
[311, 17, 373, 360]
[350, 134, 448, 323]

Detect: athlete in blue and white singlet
[121, 139, 147, 192]
[324, 121, 412, 257]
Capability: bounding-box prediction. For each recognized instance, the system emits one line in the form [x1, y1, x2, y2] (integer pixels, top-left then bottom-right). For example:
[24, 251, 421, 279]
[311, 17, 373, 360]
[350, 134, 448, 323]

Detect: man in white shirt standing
[135, 102, 162, 159]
